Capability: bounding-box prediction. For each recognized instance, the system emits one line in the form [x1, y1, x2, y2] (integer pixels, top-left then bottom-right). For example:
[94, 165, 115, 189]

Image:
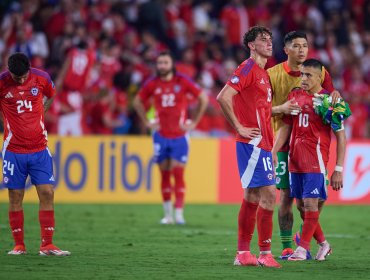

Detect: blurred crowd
[0, 0, 369, 139]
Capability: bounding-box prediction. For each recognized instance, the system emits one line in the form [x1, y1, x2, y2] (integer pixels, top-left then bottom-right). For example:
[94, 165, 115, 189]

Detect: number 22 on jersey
[161, 93, 176, 108]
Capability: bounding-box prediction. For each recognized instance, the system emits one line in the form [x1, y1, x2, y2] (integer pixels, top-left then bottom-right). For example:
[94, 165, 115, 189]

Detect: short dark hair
[302, 58, 323, 70]
[8, 52, 30, 76]
[284, 31, 307, 45]
[242, 26, 272, 50]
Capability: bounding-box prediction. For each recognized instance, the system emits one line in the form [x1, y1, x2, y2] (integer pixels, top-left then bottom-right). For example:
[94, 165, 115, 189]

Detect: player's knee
[38, 187, 54, 201]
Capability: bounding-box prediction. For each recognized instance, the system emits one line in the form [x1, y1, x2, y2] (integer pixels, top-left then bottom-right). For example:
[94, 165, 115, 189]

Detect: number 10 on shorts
[262, 157, 273, 171]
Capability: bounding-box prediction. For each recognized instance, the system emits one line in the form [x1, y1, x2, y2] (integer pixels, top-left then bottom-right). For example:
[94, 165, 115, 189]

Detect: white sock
[175, 208, 184, 219]
[163, 201, 173, 218]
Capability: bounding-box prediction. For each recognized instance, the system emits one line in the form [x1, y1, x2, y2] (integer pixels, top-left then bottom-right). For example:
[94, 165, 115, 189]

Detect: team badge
[230, 76, 239, 84]
[276, 177, 281, 184]
[174, 85, 181, 93]
[267, 173, 273, 180]
[31, 87, 39, 96]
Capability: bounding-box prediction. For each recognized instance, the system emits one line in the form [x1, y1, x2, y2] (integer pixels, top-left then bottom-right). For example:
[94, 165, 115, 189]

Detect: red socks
[237, 200, 258, 251]
[39, 210, 55, 247]
[313, 222, 325, 244]
[173, 167, 185, 209]
[257, 206, 273, 252]
[300, 211, 319, 250]
[9, 210, 24, 246]
[160, 170, 172, 202]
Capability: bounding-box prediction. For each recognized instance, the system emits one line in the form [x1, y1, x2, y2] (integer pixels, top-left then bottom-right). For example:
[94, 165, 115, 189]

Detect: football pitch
[0, 203, 369, 280]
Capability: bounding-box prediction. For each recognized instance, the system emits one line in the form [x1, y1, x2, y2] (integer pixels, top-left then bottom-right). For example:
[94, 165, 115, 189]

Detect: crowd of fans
[0, 0, 369, 139]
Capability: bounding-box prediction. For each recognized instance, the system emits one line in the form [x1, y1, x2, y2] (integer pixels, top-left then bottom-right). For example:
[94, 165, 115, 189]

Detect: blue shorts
[153, 131, 189, 164]
[236, 142, 276, 188]
[2, 148, 55, 189]
[289, 172, 327, 200]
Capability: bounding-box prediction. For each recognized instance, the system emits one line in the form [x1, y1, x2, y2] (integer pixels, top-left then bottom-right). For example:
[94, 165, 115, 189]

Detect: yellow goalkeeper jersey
[267, 61, 333, 134]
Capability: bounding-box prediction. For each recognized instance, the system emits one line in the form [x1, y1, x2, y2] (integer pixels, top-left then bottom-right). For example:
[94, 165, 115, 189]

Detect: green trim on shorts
[275, 151, 289, 189]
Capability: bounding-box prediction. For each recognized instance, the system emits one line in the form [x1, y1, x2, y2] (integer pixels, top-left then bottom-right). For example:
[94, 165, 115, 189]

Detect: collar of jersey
[283, 61, 301, 77]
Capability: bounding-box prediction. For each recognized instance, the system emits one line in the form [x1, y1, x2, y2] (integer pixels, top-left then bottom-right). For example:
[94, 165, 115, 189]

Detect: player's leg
[315, 195, 331, 260]
[8, 189, 26, 254]
[289, 173, 324, 261]
[158, 159, 173, 224]
[169, 135, 189, 225]
[153, 132, 173, 224]
[3, 150, 28, 255]
[275, 152, 294, 259]
[234, 143, 261, 266]
[235, 143, 280, 267]
[29, 148, 70, 256]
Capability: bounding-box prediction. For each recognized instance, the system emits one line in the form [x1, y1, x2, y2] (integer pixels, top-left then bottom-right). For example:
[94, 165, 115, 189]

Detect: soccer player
[0, 53, 70, 256]
[217, 26, 300, 268]
[55, 41, 95, 135]
[272, 59, 346, 261]
[267, 31, 340, 259]
[133, 51, 208, 225]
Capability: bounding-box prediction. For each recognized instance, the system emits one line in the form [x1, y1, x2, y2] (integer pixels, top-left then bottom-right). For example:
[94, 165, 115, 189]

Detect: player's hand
[330, 171, 343, 191]
[180, 119, 196, 131]
[282, 98, 301, 115]
[330, 90, 342, 105]
[237, 126, 261, 139]
[272, 150, 278, 168]
[312, 93, 324, 108]
[146, 119, 160, 130]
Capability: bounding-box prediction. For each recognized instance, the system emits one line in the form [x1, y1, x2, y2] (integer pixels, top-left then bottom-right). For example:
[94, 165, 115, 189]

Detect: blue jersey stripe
[31, 68, 52, 84]
[240, 59, 255, 77]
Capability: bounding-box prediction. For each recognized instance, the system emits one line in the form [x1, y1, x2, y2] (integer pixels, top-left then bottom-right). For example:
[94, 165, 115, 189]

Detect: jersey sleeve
[183, 76, 202, 98]
[321, 67, 335, 93]
[42, 73, 56, 98]
[226, 61, 254, 93]
[137, 79, 154, 102]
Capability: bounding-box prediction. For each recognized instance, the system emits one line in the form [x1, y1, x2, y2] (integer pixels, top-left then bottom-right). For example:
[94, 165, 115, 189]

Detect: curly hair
[242, 26, 272, 50]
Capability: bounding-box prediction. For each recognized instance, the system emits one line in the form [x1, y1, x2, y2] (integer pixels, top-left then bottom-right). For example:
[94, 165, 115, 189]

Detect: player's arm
[181, 91, 208, 131]
[133, 95, 158, 130]
[55, 55, 71, 92]
[322, 67, 342, 104]
[272, 98, 301, 116]
[43, 96, 54, 113]
[271, 122, 292, 167]
[330, 129, 346, 191]
[217, 84, 260, 139]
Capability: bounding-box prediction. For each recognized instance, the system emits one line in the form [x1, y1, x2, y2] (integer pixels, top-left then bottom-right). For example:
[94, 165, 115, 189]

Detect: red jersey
[227, 58, 274, 151]
[63, 48, 95, 91]
[0, 68, 56, 153]
[138, 74, 202, 138]
[283, 89, 331, 173]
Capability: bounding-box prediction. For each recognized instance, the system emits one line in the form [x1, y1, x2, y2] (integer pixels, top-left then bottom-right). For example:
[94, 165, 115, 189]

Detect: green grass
[0, 203, 369, 280]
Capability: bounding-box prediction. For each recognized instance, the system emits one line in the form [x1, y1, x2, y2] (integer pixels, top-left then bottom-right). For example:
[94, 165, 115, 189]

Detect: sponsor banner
[218, 139, 370, 205]
[0, 136, 219, 203]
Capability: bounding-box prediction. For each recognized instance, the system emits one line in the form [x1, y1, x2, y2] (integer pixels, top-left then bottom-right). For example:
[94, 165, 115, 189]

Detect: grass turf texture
[0, 204, 369, 280]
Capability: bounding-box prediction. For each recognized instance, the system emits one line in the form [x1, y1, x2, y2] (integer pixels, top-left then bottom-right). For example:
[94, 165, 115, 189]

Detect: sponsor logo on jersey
[31, 87, 39, 96]
[49, 175, 55, 182]
[155, 88, 162, 95]
[19, 91, 24, 95]
[3, 176, 9, 183]
[260, 78, 265, 84]
[262, 239, 271, 244]
[230, 76, 239, 84]
[5, 92, 13, 98]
